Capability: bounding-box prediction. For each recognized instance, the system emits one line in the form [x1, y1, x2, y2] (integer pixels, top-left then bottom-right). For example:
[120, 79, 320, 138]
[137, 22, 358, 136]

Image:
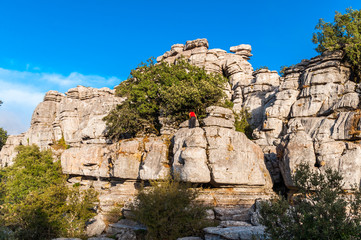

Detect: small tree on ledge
[312, 8, 361, 82]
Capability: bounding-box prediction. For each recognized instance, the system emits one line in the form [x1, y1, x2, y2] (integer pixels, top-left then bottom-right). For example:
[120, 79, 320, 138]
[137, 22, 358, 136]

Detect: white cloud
[0, 80, 44, 107]
[41, 71, 120, 88]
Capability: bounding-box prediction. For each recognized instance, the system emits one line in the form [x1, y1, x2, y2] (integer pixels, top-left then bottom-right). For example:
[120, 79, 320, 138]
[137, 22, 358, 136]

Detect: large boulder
[173, 106, 272, 187]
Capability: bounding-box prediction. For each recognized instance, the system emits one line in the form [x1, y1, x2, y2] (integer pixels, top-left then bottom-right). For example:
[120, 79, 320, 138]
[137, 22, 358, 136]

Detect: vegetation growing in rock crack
[254, 66, 269, 71]
[103, 58, 228, 139]
[313, 8, 361, 82]
[130, 176, 214, 240]
[0, 145, 98, 240]
[259, 163, 361, 240]
[234, 109, 253, 139]
[0, 128, 7, 151]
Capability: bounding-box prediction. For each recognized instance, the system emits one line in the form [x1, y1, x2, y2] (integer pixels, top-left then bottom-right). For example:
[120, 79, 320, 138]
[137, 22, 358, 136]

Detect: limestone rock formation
[0, 86, 124, 167]
[3, 38, 361, 237]
[158, 40, 361, 190]
[173, 106, 272, 188]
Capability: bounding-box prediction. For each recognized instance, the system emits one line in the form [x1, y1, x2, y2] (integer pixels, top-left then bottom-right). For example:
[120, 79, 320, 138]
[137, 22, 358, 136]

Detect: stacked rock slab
[250, 50, 361, 190]
[0, 84, 274, 232]
[0, 86, 124, 167]
[4, 38, 361, 236]
[159, 40, 361, 190]
[173, 106, 273, 206]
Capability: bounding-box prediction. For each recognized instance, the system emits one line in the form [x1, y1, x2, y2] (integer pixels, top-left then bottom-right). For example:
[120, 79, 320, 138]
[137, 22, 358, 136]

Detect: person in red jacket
[189, 111, 197, 128]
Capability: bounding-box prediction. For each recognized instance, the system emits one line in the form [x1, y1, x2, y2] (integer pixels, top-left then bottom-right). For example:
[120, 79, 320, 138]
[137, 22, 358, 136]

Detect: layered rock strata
[158, 40, 361, 190]
[0, 86, 124, 167]
[0, 83, 274, 229]
[3, 38, 361, 236]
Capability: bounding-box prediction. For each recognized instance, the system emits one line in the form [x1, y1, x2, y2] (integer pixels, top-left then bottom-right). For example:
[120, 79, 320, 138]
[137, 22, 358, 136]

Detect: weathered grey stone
[333, 92, 359, 110]
[253, 70, 280, 86]
[88, 237, 115, 240]
[204, 226, 267, 240]
[230, 44, 252, 58]
[206, 127, 269, 185]
[86, 214, 107, 236]
[115, 230, 137, 240]
[184, 38, 209, 50]
[173, 128, 210, 183]
[331, 111, 361, 140]
[203, 116, 235, 129]
[339, 143, 361, 189]
[139, 138, 170, 180]
[219, 221, 252, 227]
[230, 44, 252, 53]
[61, 145, 109, 177]
[214, 207, 250, 221]
[290, 98, 323, 117]
[315, 141, 345, 170]
[177, 237, 203, 240]
[249, 199, 264, 226]
[52, 238, 82, 240]
[206, 106, 234, 119]
[106, 219, 146, 236]
[279, 130, 316, 188]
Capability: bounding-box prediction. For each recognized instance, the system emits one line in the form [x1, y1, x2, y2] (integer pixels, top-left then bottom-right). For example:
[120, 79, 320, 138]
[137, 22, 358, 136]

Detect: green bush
[0, 128, 7, 151]
[254, 66, 269, 71]
[104, 58, 228, 139]
[259, 163, 361, 240]
[234, 109, 253, 139]
[312, 8, 361, 82]
[0, 145, 98, 239]
[130, 177, 211, 240]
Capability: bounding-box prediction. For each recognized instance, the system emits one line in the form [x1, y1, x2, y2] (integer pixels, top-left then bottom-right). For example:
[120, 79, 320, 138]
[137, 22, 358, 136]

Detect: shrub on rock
[130, 176, 211, 240]
[259, 163, 361, 239]
[313, 8, 361, 82]
[0, 145, 98, 239]
[104, 58, 228, 139]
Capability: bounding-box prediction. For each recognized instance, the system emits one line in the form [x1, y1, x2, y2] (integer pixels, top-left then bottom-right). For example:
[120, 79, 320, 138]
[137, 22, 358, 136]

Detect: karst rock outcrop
[2, 38, 361, 237]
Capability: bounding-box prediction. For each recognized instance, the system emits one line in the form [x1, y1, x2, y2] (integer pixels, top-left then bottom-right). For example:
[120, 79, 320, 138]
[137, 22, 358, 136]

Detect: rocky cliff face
[158, 39, 361, 191]
[1, 38, 361, 235]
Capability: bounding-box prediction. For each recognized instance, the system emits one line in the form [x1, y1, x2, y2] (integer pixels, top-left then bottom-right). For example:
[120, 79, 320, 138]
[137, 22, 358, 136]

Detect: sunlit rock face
[0, 86, 124, 167]
[159, 41, 361, 191]
[2, 39, 361, 227]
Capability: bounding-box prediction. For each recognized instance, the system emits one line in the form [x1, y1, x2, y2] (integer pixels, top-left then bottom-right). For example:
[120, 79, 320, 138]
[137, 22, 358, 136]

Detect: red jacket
[189, 112, 196, 118]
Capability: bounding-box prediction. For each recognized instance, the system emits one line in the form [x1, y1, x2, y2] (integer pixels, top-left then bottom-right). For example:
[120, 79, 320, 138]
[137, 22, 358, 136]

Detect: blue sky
[0, 0, 360, 134]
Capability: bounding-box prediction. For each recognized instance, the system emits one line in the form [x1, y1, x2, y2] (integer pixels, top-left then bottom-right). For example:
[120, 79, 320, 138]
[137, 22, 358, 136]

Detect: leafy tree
[0, 145, 98, 239]
[104, 58, 228, 139]
[130, 177, 212, 240]
[312, 8, 361, 81]
[259, 163, 361, 240]
[0, 128, 7, 151]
